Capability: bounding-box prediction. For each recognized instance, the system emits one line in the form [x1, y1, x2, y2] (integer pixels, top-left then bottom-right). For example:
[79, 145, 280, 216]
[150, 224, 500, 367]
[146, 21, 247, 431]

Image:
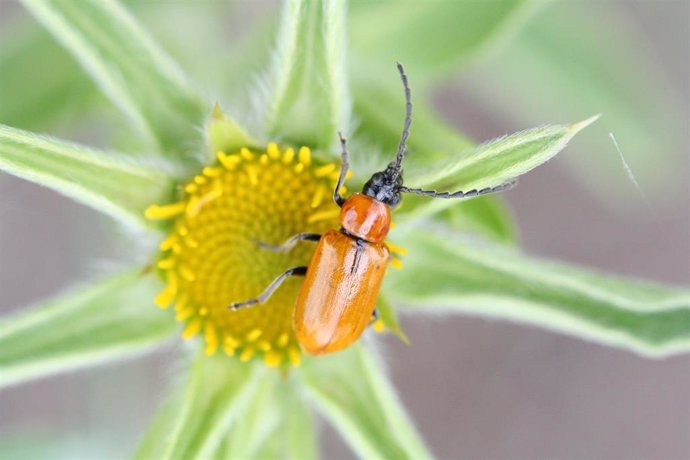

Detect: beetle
[229, 63, 515, 355]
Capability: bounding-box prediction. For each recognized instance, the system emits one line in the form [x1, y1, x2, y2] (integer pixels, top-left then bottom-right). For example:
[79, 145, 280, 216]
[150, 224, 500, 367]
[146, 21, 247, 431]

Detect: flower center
[145, 144, 342, 367]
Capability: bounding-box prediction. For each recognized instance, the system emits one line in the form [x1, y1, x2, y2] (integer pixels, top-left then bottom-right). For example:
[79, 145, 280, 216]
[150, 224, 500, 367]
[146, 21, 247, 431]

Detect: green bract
[0, 0, 687, 458]
[0, 125, 174, 228]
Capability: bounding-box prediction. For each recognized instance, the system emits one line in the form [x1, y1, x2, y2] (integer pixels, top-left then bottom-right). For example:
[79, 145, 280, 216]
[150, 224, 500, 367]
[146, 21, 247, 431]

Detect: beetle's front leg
[255, 233, 321, 253]
[333, 132, 350, 207]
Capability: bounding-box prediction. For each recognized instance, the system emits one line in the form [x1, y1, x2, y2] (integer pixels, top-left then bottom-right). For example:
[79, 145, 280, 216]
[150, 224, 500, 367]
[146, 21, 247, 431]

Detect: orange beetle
[230, 63, 515, 355]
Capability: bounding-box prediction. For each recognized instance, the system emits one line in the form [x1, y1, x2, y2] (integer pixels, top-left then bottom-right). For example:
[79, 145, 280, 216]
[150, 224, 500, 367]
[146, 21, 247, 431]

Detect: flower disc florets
[145, 144, 343, 367]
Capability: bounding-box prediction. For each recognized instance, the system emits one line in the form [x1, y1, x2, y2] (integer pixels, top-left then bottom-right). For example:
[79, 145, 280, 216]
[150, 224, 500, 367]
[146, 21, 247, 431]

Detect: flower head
[145, 143, 344, 367]
[1, 2, 655, 459]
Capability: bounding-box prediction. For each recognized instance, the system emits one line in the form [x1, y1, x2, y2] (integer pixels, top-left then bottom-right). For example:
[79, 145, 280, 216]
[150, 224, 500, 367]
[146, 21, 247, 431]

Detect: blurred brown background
[1, 1, 688, 459]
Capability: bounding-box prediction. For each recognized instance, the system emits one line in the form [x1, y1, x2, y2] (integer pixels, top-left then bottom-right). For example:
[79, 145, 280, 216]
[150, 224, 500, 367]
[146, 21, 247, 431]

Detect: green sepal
[377, 294, 410, 344]
[262, 0, 350, 151]
[0, 270, 175, 389]
[398, 116, 599, 222]
[387, 227, 690, 358]
[437, 194, 518, 245]
[0, 124, 175, 229]
[133, 354, 264, 460]
[207, 103, 257, 158]
[21, 0, 209, 169]
[300, 344, 432, 459]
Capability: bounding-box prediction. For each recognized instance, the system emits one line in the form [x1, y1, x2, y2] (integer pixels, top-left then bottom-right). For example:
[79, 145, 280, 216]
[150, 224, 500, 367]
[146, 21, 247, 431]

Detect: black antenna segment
[392, 62, 412, 181]
[399, 180, 518, 199]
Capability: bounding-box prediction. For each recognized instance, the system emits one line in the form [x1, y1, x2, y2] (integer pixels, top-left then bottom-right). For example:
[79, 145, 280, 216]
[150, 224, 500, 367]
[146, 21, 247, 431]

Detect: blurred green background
[1, 1, 688, 458]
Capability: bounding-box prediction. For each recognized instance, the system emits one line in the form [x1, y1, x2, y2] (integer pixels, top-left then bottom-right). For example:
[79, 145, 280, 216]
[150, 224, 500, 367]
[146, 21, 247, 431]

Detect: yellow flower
[145, 143, 345, 367]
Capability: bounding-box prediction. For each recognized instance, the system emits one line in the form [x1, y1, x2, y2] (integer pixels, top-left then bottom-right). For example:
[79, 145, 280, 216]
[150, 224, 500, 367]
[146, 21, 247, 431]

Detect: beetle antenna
[399, 180, 518, 199]
[391, 62, 412, 181]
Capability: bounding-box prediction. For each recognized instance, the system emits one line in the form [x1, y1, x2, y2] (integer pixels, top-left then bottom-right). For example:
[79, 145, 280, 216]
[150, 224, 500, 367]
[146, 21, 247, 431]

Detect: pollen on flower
[372, 319, 385, 332]
[386, 241, 408, 269]
[145, 143, 343, 368]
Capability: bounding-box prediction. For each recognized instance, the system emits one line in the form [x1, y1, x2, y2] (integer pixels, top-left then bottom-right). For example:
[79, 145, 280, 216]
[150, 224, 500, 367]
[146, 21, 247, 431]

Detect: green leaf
[216, 378, 318, 460]
[263, 0, 350, 150]
[301, 345, 432, 460]
[463, 2, 686, 206]
[20, 0, 209, 166]
[249, 439, 283, 460]
[387, 228, 690, 357]
[398, 116, 599, 222]
[128, 2, 282, 120]
[0, 14, 94, 131]
[137, 359, 309, 460]
[285, 384, 319, 460]
[0, 270, 174, 389]
[133, 355, 264, 460]
[0, 124, 174, 229]
[132, 388, 180, 459]
[349, 0, 535, 85]
[436, 195, 518, 245]
[221, 373, 283, 460]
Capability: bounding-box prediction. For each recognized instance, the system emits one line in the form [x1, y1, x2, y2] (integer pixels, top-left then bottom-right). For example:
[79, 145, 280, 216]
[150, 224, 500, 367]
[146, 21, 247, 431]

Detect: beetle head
[362, 162, 403, 207]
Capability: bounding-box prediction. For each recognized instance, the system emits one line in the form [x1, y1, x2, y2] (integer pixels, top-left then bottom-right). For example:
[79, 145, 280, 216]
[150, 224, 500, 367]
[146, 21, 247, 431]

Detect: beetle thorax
[340, 194, 391, 243]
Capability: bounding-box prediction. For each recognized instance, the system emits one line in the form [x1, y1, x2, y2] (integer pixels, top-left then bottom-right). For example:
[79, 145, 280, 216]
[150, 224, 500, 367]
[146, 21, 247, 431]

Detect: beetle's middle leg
[255, 233, 321, 253]
[229, 266, 308, 310]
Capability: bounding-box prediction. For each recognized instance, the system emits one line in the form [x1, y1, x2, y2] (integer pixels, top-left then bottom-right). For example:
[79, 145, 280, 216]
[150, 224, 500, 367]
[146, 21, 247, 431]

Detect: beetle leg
[255, 232, 321, 253]
[228, 266, 308, 310]
[333, 132, 350, 207]
[371, 308, 380, 323]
